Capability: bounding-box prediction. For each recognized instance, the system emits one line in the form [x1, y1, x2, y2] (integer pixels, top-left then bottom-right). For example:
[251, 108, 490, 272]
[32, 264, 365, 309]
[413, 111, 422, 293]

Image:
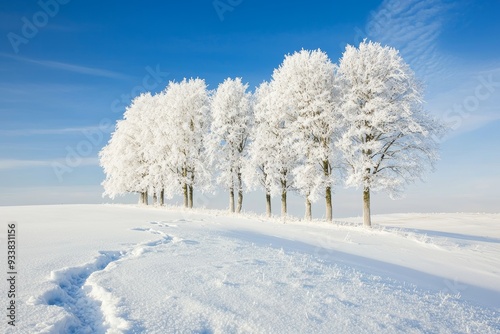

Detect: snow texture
[2, 205, 499, 333]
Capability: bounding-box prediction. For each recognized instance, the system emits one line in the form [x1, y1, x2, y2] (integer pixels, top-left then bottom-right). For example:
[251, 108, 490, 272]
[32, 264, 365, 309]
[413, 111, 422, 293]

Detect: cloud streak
[363, 0, 500, 139]
[0, 125, 112, 136]
[0, 157, 99, 170]
[365, 0, 454, 83]
[0, 52, 130, 80]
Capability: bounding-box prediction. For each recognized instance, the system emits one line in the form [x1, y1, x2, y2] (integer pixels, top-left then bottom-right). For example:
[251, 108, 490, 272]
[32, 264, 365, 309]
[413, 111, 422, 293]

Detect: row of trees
[100, 41, 444, 227]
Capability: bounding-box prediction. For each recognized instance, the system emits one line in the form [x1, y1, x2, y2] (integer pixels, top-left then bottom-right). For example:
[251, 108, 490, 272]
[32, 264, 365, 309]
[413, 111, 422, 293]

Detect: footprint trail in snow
[31, 225, 176, 334]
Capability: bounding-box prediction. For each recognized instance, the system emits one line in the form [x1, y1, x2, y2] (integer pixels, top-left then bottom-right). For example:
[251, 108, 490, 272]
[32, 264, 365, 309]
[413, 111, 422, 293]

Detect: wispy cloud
[0, 185, 109, 206]
[0, 126, 112, 136]
[425, 65, 500, 138]
[365, 0, 454, 83]
[364, 0, 500, 139]
[0, 157, 99, 170]
[0, 52, 130, 80]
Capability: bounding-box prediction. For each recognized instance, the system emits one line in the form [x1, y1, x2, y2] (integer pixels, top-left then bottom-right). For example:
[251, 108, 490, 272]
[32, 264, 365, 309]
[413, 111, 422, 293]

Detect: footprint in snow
[130, 227, 148, 232]
[150, 221, 178, 228]
[131, 227, 163, 235]
[144, 236, 172, 247]
[32, 251, 126, 333]
[131, 226, 198, 249]
[181, 239, 199, 245]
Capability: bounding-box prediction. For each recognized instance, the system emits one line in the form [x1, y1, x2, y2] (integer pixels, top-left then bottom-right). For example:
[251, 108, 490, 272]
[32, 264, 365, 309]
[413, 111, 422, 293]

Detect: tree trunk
[182, 167, 188, 208]
[265, 192, 271, 218]
[229, 188, 235, 213]
[325, 186, 332, 222]
[323, 160, 332, 222]
[160, 189, 164, 206]
[305, 196, 312, 221]
[189, 172, 195, 208]
[183, 183, 188, 208]
[144, 190, 148, 206]
[139, 192, 145, 205]
[363, 187, 372, 228]
[188, 185, 193, 208]
[237, 190, 243, 213]
[236, 172, 243, 213]
[281, 184, 287, 220]
[153, 192, 158, 205]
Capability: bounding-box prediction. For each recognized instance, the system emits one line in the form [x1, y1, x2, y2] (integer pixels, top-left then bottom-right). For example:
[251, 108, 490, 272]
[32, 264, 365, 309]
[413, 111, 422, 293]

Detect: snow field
[1, 205, 499, 333]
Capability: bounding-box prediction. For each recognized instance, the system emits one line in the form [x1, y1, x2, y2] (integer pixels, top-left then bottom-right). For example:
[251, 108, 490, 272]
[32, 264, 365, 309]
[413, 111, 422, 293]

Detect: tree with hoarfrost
[142, 91, 174, 206]
[100, 79, 211, 209]
[243, 81, 274, 217]
[337, 41, 444, 227]
[271, 49, 341, 221]
[208, 77, 252, 213]
[100, 92, 154, 204]
[162, 78, 211, 208]
[245, 79, 298, 219]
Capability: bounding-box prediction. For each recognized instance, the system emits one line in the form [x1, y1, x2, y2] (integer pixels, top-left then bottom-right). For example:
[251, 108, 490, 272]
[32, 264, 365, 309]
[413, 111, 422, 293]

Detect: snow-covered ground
[1, 204, 499, 333]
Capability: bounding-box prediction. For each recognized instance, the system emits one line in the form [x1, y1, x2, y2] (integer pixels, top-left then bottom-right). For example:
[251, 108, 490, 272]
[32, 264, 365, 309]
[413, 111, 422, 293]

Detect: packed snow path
[27, 226, 173, 333]
[1, 205, 499, 333]
[42, 250, 122, 333]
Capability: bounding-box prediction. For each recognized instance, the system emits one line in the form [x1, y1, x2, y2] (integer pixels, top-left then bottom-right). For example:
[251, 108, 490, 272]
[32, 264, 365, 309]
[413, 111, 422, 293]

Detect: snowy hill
[2, 205, 499, 333]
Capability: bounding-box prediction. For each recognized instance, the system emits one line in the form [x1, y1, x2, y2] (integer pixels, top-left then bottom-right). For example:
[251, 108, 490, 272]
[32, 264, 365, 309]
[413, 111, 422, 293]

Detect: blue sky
[1, 0, 499, 217]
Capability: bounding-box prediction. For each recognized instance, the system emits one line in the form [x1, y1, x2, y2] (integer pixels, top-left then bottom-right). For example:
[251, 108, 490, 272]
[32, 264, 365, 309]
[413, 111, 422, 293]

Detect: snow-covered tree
[271, 49, 341, 221]
[243, 81, 274, 217]
[337, 41, 444, 227]
[101, 79, 211, 209]
[161, 78, 212, 208]
[100, 92, 155, 204]
[208, 77, 252, 213]
[142, 91, 173, 206]
[245, 78, 298, 219]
